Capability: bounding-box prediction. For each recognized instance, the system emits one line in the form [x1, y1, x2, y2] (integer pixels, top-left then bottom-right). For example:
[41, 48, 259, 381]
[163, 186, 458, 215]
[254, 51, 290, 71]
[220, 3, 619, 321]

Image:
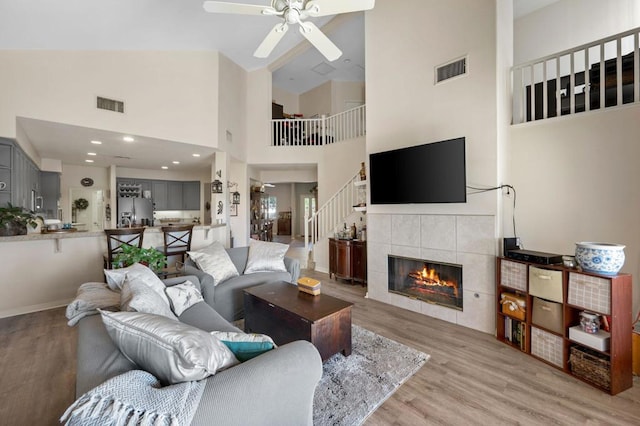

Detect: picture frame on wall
[230, 204, 238, 217]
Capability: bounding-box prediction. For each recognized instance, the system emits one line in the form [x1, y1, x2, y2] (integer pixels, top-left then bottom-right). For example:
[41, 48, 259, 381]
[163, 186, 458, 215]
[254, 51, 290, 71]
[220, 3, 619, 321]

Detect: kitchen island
[0, 223, 227, 318]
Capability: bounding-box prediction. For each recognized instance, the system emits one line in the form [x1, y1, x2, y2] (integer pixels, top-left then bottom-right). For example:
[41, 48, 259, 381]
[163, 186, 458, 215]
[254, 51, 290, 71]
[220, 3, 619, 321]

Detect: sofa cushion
[244, 239, 289, 274]
[120, 276, 177, 320]
[165, 280, 204, 316]
[178, 301, 242, 333]
[188, 242, 239, 286]
[105, 263, 171, 307]
[100, 310, 238, 385]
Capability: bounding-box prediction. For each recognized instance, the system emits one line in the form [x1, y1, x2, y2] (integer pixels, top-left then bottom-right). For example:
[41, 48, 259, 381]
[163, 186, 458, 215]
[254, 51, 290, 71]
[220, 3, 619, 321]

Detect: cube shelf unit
[496, 257, 632, 395]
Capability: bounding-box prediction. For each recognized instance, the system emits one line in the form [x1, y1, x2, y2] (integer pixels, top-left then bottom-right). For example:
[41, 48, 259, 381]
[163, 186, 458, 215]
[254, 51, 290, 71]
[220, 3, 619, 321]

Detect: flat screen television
[369, 137, 466, 204]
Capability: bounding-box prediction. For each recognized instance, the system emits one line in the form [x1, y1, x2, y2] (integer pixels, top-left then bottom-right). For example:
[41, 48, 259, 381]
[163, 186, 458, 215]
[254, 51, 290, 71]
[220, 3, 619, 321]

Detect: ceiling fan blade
[298, 22, 342, 62]
[305, 0, 375, 17]
[254, 23, 289, 58]
[203, 1, 272, 16]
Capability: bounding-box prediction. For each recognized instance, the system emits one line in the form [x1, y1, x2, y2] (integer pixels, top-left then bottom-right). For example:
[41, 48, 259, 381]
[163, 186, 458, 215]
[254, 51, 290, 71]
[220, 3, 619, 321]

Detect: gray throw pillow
[165, 280, 204, 316]
[100, 310, 238, 385]
[120, 276, 177, 321]
[188, 241, 239, 286]
[243, 239, 289, 274]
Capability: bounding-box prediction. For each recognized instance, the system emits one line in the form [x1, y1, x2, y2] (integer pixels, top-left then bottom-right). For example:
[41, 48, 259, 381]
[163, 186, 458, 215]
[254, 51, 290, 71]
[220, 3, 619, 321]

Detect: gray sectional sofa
[74, 275, 322, 426]
[183, 245, 300, 321]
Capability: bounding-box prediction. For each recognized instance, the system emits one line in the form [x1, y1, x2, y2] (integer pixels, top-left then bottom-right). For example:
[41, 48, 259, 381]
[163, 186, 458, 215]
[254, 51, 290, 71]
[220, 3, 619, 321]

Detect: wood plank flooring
[1, 270, 639, 425]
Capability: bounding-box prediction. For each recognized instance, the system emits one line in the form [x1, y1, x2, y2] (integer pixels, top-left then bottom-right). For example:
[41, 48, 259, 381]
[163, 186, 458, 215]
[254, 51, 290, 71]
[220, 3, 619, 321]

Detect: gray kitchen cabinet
[136, 179, 152, 197]
[0, 143, 11, 168]
[13, 147, 40, 210]
[166, 181, 183, 210]
[182, 181, 200, 210]
[151, 181, 167, 210]
[39, 171, 60, 219]
[0, 140, 11, 207]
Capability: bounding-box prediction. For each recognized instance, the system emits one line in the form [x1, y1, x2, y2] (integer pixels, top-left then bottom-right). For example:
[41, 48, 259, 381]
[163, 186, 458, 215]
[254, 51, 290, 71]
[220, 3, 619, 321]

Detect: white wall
[331, 81, 366, 114]
[514, 0, 640, 65]
[61, 164, 110, 224]
[299, 81, 332, 118]
[218, 54, 248, 162]
[513, 0, 640, 322]
[272, 87, 300, 115]
[0, 51, 220, 147]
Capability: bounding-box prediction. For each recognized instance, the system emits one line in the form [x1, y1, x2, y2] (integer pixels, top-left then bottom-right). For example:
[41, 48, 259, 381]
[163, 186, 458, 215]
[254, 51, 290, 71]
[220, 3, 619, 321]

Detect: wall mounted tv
[369, 137, 466, 204]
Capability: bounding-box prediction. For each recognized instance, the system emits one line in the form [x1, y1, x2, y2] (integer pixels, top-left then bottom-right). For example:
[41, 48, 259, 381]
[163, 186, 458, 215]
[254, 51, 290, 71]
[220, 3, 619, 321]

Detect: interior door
[299, 194, 316, 238]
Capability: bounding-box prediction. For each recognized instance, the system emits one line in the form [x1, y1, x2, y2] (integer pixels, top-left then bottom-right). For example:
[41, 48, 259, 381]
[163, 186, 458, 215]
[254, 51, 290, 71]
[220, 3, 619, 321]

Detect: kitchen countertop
[0, 223, 226, 243]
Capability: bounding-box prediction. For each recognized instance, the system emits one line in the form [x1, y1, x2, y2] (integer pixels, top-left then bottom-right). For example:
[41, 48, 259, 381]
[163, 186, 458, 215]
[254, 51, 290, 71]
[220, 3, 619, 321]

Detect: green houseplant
[0, 203, 42, 237]
[112, 244, 166, 272]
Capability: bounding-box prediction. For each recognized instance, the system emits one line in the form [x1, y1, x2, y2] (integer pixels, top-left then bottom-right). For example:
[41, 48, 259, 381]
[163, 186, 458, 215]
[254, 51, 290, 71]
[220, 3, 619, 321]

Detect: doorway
[70, 188, 105, 231]
[299, 194, 316, 238]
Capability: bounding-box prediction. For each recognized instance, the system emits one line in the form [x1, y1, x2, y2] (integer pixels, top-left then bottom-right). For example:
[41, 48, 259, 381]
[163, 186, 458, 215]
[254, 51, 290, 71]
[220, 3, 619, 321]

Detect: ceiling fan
[203, 0, 375, 61]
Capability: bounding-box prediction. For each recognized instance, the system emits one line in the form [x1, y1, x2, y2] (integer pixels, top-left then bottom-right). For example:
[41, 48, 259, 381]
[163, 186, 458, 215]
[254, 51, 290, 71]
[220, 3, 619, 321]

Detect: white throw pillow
[100, 310, 238, 385]
[121, 276, 177, 320]
[243, 239, 288, 274]
[188, 242, 239, 286]
[105, 263, 171, 307]
[165, 280, 204, 316]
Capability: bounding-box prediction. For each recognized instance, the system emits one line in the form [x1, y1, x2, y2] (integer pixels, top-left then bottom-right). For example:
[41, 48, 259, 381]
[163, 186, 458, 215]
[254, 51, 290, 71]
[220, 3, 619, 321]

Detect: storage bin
[529, 266, 563, 303]
[532, 297, 563, 334]
[500, 260, 527, 291]
[531, 326, 563, 367]
[567, 273, 611, 315]
[501, 292, 526, 321]
[569, 326, 610, 351]
[569, 346, 611, 390]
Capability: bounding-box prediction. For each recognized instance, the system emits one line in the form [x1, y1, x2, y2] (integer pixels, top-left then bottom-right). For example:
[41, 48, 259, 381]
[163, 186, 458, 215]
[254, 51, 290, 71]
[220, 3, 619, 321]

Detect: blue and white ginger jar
[575, 242, 625, 275]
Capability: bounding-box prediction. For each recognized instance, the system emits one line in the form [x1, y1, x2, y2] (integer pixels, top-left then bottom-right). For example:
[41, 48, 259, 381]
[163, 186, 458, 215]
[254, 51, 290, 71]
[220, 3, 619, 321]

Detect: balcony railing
[271, 104, 366, 146]
[512, 27, 640, 124]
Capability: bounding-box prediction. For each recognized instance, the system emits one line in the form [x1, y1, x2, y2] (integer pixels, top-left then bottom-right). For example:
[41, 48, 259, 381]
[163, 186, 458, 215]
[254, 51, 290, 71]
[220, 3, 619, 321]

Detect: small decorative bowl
[575, 242, 625, 275]
[562, 255, 576, 268]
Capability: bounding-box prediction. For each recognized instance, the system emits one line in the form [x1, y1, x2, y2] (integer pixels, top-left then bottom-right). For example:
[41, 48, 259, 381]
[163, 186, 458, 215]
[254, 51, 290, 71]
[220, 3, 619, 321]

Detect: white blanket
[65, 282, 121, 326]
[60, 370, 205, 426]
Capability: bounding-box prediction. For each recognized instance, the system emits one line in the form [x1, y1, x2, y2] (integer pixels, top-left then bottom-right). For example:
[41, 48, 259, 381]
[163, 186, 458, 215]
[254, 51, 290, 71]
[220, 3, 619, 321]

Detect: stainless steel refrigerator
[118, 197, 154, 227]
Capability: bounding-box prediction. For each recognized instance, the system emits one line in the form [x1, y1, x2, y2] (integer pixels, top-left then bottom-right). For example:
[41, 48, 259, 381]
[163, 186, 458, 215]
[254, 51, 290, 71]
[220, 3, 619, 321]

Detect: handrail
[271, 104, 365, 146]
[304, 171, 360, 252]
[512, 27, 640, 124]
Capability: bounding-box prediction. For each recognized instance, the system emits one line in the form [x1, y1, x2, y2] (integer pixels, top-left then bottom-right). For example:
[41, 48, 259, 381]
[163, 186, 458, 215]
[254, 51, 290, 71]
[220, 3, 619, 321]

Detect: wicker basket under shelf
[569, 346, 611, 390]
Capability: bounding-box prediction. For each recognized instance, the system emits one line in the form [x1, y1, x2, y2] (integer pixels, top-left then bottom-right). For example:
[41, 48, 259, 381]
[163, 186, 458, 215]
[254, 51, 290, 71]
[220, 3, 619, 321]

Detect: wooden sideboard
[329, 238, 366, 286]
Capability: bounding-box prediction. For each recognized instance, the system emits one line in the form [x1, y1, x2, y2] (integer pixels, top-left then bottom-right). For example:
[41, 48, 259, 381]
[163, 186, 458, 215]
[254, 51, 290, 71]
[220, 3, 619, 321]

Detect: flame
[409, 266, 458, 297]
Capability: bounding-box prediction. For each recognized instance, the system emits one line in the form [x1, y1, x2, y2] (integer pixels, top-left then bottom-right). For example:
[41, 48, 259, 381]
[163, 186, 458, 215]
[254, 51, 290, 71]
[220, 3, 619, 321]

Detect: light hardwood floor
[1, 270, 639, 425]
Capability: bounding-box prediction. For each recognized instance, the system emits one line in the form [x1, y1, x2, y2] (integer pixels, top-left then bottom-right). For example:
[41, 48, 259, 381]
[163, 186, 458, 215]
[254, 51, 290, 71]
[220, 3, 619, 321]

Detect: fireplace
[388, 255, 463, 311]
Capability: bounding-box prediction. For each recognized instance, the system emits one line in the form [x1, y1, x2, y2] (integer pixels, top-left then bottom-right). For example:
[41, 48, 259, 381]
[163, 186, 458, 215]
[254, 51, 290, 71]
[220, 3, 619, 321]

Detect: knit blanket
[60, 370, 206, 426]
[66, 282, 121, 326]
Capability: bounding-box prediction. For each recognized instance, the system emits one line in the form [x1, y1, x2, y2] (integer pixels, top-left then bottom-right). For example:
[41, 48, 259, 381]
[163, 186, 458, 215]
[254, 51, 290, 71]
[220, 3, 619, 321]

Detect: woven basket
[569, 346, 611, 390]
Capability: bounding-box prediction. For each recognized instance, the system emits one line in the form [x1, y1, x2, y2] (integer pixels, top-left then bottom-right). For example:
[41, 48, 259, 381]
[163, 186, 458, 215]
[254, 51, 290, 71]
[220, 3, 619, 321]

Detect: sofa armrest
[284, 256, 300, 283]
[191, 340, 322, 426]
[182, 263, 216, 307]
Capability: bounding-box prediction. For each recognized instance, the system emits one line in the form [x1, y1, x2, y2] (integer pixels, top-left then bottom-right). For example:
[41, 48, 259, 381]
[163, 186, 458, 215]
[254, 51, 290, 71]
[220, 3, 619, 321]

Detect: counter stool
[158, 224, 194, 276]
[104, 227, 145, 269]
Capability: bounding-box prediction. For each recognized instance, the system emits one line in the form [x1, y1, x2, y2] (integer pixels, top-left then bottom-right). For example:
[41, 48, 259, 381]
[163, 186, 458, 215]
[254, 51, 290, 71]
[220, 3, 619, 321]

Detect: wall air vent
[97, 96, 125, 113]
[435, 57, 467, 84]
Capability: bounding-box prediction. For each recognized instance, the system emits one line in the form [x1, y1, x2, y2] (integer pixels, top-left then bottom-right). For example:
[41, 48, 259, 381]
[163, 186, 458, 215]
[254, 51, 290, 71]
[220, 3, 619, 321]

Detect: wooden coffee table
[243, 281, 353, 361]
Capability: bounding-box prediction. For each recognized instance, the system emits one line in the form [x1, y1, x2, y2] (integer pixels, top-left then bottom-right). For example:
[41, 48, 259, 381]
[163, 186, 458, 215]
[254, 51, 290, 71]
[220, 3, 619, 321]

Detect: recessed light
[344, 58, 351, 64]
[123, 136, 135, 142]
[85, 159, 94, 163]
[192, 153, 200, 157]
[161, 166, 168, 170]
[87, 152, 97, 156]
[90, 140, 102, 145]
[172, 161, 180, 164]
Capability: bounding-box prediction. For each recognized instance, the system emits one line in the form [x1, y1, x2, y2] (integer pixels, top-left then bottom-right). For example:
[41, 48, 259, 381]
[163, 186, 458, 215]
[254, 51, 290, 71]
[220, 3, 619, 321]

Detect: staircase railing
[271, 104, 366, 146]
[512, 27, 640, 124]
[304, 172, 361, 251]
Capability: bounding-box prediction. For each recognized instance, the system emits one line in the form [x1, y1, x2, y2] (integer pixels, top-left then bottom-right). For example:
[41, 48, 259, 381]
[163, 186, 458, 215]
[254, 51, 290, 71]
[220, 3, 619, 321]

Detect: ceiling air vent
[435, 57, 467, 84]
[97, 96, 125, 113]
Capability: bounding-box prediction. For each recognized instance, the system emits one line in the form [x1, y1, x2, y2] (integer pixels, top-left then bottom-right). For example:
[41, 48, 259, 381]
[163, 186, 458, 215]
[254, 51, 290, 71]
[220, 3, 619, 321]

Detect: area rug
[313, 325, 429, 426]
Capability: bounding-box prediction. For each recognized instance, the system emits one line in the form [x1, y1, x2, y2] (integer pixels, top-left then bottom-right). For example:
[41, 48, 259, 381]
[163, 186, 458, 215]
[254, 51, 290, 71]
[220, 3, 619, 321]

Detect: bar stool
[160, 224, 194, 273]
[104, 227, 145, 269]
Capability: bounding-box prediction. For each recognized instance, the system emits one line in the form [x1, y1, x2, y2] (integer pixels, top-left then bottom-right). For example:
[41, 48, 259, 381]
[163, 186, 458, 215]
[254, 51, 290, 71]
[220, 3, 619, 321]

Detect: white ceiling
[0, 1, 559, 171]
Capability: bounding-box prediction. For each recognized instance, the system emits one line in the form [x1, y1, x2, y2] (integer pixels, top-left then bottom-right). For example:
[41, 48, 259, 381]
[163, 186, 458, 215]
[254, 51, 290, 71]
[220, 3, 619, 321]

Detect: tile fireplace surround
[367, 214, 496, 334]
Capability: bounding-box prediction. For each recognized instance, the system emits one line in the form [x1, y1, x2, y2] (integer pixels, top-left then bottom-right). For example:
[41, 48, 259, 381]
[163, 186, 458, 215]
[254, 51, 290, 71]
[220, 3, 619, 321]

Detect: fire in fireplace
[388, 255, 463, 311]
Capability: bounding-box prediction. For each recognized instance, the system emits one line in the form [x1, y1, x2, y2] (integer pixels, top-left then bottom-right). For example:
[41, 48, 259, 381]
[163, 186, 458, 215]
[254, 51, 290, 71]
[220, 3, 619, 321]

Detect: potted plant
[112, 244, 166, 272]
[0, 203, 42, 236]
